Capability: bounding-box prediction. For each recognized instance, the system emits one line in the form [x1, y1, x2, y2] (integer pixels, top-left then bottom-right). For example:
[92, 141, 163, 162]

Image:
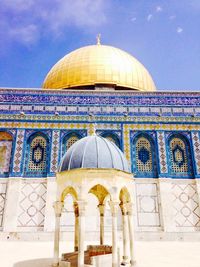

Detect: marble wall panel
[0, 182, 6, 227]
[136, 182, 161, 227]
[17, 181, 47, 227]
[172, 182, 200, 228]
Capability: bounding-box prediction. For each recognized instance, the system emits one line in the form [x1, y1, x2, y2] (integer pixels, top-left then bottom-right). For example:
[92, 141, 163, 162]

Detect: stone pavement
[0, 241, 199, 267]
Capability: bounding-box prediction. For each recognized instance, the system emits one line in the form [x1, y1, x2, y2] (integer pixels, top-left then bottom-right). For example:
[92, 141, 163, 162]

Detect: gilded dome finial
[96, 33, 101, 45]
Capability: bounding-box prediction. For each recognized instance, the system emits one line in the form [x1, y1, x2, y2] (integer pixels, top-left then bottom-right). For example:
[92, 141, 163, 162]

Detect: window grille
[169, 137, 188, 173]
[28, 136, 47, 172]
[66, 135, 79, 150]
[136, 137, 152, 172]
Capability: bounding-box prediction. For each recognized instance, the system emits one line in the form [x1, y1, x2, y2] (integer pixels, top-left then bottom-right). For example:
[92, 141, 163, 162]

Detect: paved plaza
[0, 241, 199, 267]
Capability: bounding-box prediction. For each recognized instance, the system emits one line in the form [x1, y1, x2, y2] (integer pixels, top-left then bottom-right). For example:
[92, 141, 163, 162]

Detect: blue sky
[0, 0, 200, 91]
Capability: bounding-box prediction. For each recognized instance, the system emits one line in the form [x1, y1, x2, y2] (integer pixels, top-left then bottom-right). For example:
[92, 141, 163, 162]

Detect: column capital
[126, 202, 134, 216]
[98, 203, 105, 216]
[53, 201, 63, 217]
[120, 202, 128, 216]
[109, 201, 119, 216]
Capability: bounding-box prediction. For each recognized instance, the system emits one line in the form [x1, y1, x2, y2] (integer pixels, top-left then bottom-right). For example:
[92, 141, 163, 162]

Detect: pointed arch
[100, 131, 121, 148]
[89, 184, 110, 204]
[167, 133, 193, 178]
[119, 187, 131, 204]
[62, 132, 82, 156]
[61, 186, 78, 202]
[132, 132, 158, 178]
[24, 132, 49, 177]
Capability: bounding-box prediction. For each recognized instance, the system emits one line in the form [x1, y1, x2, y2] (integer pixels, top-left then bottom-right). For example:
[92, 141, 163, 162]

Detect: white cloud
[156, 6, 163, 12]
[9, 24, 39, 45]
[0, 0, 108, 46]
[3, 0, 34, 12]
[177, 27, 183, 34]
[169, 15, 176, 20]
[131, 17, 136, 22]
[147, 14, 153, 22]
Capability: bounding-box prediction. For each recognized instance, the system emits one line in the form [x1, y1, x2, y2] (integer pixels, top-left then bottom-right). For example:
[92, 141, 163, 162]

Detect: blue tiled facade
[0, 88, 200, 179]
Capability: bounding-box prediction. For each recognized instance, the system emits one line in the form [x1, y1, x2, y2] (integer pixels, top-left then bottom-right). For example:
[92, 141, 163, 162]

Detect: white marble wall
[17, 180, 47, 230]
[172, 180, 200, 230]
[135, 180, 161, 231]
[1, 178, 200, 238]
[0, 181, 7, 228]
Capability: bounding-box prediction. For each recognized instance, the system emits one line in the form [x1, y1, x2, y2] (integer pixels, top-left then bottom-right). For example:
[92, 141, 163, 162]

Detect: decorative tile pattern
[0, 141, 12, 173]
[123, 124, 130, 162]
[136, 183, 161, 227]
[0, 89, 200, 107]
[13, 129, 25, 173]
[157, 131, 167, 173]
[172, 183, 200, 227]
[170, 138, 188, 173]
[50, 130, 60, 173]
[28, 136, 47, 172]
[136, 137, 152, 172]
[17, 182, 47, 227]
[191, 132, 200, 174]
[0, 183, 6, 227]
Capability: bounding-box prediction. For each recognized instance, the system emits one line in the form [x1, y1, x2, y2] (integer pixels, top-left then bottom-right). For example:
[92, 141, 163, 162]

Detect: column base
[130, 260, 137, 266]
[121, 255, 130, 266]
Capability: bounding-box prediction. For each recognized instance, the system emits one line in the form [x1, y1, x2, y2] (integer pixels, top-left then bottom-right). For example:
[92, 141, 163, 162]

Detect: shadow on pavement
[13, 258, 53, 267]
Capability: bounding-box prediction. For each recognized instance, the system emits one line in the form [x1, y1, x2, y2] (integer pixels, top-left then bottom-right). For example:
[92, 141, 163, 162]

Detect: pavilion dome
[42, 44, 156, 91]
[58, 135, 130, 173]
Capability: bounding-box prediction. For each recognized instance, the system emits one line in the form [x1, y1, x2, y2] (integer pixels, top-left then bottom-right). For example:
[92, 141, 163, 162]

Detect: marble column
[98, 203, 105, 245]
[127, 202, 136, 267]
[77, 200, 87, 267]
[109, 201, 119, 267]
[53, 201, 63, 267]
[74, 202, 79, 252]
[120, 203, 129, 266]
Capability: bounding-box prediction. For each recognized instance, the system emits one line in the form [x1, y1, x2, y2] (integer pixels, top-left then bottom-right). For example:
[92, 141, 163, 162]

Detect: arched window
[101, 132, 120, 148]
[132, 134, 157, 178]
[0, 131, 13, 176]
[25, 133, 49, 177]
[168, 135, 193, 177]
[62, 133, 80, 156]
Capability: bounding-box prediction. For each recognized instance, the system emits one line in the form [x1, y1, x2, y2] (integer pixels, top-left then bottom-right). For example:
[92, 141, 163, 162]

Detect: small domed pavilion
[53, 134, 135, 267]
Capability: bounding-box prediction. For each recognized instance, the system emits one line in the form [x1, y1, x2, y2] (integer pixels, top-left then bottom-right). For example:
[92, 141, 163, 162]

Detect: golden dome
[42, 44, 156, 91]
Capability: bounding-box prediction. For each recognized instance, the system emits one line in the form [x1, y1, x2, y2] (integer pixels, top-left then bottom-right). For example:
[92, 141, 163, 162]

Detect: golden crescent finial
[96, 33, 101, 45]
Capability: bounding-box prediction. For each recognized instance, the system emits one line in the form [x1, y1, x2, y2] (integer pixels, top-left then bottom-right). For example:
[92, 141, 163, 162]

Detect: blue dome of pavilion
[58, 135, 130, 173]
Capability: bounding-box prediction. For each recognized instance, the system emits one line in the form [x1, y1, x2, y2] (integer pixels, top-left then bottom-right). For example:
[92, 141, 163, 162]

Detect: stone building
[1, 42, 200, 243]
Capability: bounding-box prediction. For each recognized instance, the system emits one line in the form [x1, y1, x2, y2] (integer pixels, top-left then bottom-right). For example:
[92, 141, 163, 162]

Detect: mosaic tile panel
[170, 138, 188, 173]
[13, 129, 25, 173]
[136, 137, 152, 173]
[157, 131, 167, 173]
[136, 183, 161, 227]
[123, 124, 130, 162]
[50, 130, 60, 173]
[17, 182, 47, 227]
[0, 183, 6, 227]
[172, 183, 200, 227]
[0, 141, 12, 173]
[1, 89, 200, 107]
[191, 132, 200, 174]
